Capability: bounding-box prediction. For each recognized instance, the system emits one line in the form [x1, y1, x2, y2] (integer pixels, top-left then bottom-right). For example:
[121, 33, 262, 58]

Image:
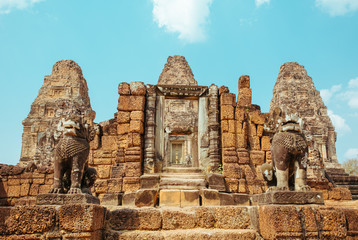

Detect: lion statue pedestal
[36, 117, 100, 205]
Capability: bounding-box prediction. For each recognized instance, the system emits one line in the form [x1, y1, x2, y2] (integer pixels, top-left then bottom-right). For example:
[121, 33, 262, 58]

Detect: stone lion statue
[263, 108, 311, 192]
[50, 116, 98, 195]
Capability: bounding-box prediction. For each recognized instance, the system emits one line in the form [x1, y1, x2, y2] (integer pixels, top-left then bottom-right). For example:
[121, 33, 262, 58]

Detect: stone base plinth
[252, 191, 324, 205]
[36, 193, 100, 205]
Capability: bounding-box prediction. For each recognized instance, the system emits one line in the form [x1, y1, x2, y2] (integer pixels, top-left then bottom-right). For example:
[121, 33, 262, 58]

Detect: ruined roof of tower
[158, 55, 198, 86]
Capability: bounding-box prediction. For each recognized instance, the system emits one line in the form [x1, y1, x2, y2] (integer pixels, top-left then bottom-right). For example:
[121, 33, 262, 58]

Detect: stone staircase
[159, 167, 207, 190]
[326, 168, 358, 200]
[104, 206, 262, 240]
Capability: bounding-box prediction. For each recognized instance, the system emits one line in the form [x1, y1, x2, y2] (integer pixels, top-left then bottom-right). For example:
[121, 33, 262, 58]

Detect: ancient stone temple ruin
[0, 56, 358, 239]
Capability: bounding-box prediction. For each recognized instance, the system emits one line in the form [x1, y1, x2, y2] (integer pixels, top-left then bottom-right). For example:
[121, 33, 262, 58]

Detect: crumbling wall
[220, 75, 268, 194]
[90, 82, 146, 199]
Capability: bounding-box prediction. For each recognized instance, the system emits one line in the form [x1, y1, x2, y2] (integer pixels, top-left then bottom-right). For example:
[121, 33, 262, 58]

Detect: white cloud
[344, 148, 358, 159]
[327, 109, 351, 134]
[152, 0, 213, 43]
[348, 77, 358, 88]
[255, 0, 270, 7]
[315, 0, 358, 16]
[348, 96, 358, 108]
[320, 84, 342, 103]
[0, 0, 44, 14]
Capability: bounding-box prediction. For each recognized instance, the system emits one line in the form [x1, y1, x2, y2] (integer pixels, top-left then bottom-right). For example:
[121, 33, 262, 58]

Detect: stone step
[160, 178, 207, 190]
[163, 167, 203, 174]
[105, 229, 260, 239]
[161, 173, 206, 179]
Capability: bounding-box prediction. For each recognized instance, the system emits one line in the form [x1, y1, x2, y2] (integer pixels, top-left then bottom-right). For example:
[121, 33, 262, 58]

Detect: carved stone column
[208, 84, 221, 172]
[143, 85, 156, 173]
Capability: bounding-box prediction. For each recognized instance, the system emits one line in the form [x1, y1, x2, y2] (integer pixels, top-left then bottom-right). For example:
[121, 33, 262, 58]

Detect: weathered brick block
[214, 206, 251, 229]
[239, 75, 250, 89]
[220, 93, 236, 106]
[125, 162, 141, 177]
[130, 82, 146, 95]
[249, 136, 260, 150]
[129, 120, 144, 134]
[222, 132, 236, 148]
[261, 136, 271, 151]
[117, 123, 130, 135]
[318, 207, 347, 238]
[117, 96, 145, 111]
[219, 85, 229, 94]
[235, 107, 245, 122]
[20, 183, 31, 197]
[130, 111, 144, 122]
[118, 82, 130, 95]
[180, 190, 200, 207]
[194, 207, 215, 228]
[97, 165, 111, 179]
[94, 180, 108, 194]
[343, 209, 358, 237]
[111, 164, 125, 178]
[93, 157, 113, 165]
[236, 133, 247, 149]
[124, 154, 142, 162]
[159, 190, 181, 207]
[200, 189, 220, 206]
[107, 178, 123, 193]
[162, 209, 196, 230]
[238, 179, 248, 193]
[221, 120, 228, 133]
[29, 184, 40, 196]
[59, 204, 106, 232]
[228, 120, 236, 133]
[220, 105, 235, 120]
[225, 178, 239, 193]
[135, 189, 159, 207]
[108, 208, 162, 230]
[6, 206, 56, 235]
[123, 177, 140, 193]
[250, 111, 265, 125]
[101, 136, 118, 150]
[116, 111, 130, 123]
[250, 150, 265, 165]
[7, 185, 21, 197]
[222, 155, 238, 163]
[248, 123, 257, 136]
[259, 205, 302, 239]
[237, 88, 252, 106]
[223, 163, 241, 179]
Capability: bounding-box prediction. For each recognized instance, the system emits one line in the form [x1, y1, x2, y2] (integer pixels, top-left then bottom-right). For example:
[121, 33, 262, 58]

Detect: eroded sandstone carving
[264, 109, 310, 192]
[269, 62, 338, 172]
[20, 60, 95, 168]
[158, 55, 198, 86]
[50, 116, 97, 194]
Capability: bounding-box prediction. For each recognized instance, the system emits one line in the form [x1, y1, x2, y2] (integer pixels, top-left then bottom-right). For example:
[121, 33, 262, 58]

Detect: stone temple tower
[269, 62, 340, 174]
[20, 60, 95, 167]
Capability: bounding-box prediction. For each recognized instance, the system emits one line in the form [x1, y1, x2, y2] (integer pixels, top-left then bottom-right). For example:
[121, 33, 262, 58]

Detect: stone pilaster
[208, 84, 221, 172]
[143, 85, 157, 174]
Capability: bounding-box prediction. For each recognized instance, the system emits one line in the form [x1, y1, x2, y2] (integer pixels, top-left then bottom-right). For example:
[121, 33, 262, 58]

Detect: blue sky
[0, 0, 357, 165]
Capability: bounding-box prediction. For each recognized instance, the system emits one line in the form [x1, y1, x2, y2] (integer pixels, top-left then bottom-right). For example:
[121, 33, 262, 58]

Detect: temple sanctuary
[0, 56, 358, 239]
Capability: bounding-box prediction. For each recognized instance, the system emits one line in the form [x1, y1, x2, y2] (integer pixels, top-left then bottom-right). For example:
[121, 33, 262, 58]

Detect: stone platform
[252, 191, 324, 205]
[36, 193, 100, 205]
